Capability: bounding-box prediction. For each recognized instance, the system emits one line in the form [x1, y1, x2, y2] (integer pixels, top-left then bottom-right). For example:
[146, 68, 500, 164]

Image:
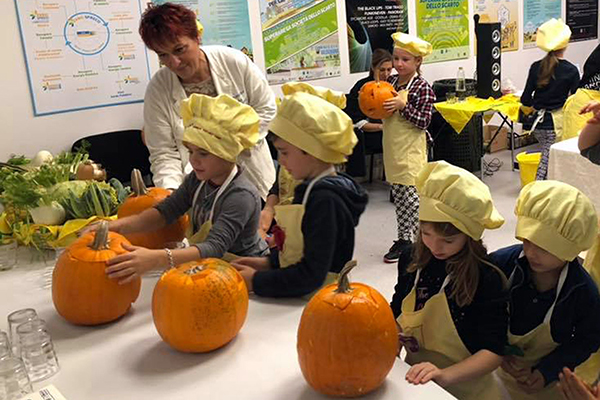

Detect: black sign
[567, 0, 598, 42]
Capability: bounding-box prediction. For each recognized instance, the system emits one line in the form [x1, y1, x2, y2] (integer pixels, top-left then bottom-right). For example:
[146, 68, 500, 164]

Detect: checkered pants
[391, 184, 419, 241]
[533, 129, 556, 180]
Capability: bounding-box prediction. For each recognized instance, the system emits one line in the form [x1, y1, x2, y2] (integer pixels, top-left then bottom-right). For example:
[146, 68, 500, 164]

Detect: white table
[0, 249, 456, 400]
[548, 137, 600, 211]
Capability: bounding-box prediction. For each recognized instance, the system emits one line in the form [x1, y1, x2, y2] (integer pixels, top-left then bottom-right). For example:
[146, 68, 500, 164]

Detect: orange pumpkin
[358, 77, 397, 120]
[152, 258, 249, 353]
[297, 261, 399, 397]
[52, 221, 141, 325]
[117, 169, 188, 249]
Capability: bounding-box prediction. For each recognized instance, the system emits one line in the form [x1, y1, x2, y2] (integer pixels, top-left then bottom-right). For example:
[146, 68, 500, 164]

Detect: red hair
[139, 3, 198, 51]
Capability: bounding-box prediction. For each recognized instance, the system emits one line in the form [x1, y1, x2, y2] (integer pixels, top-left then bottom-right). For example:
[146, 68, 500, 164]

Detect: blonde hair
[408, 222, 506, 307]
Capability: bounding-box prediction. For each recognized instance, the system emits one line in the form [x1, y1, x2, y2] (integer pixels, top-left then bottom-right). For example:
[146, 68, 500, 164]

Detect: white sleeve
[241, 55, 277, 140]
[143, 78, 185, 189]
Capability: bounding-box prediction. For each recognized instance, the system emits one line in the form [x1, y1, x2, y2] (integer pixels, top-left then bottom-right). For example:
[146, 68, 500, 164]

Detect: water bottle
[456, 67, 466, 100]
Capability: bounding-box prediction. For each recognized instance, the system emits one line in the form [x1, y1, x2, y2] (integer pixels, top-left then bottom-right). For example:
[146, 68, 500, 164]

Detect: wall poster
[523, 0, 562, 48]
[566, 0, 598, 42]
[474, 0, 519, 52]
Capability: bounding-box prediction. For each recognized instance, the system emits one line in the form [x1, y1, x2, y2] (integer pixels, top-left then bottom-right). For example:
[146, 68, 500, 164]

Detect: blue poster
[523, 0, 562, 48]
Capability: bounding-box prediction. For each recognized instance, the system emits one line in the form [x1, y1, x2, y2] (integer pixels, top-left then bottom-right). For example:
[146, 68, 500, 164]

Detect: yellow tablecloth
[434, 94, 522, 133]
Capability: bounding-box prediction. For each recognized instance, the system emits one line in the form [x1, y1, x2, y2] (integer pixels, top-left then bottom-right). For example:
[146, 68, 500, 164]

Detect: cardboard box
[484, 124, 508, 153]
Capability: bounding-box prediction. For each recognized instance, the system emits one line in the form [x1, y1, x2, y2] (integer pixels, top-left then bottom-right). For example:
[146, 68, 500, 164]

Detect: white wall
[1, 0, 598, 160]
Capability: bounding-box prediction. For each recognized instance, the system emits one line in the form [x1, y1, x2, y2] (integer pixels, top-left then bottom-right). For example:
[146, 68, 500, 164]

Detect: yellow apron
[273, 167, 338, 287]
[563, 89, 600, 141]
[497, 264, 569, 400]
[277, 166, 300, 206]
[398, 269, 501, 400]
[525, 109, 563, 141]
[187, 166, 239, 262]
[382, 75, 427, 186]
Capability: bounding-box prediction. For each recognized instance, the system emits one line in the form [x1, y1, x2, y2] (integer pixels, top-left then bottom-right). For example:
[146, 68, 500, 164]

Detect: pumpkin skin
[358, 80, 397, 120]
[52, 222, 141, 325]
[152, 258, 249, 353]
[297, 261, 398, 397]
[117, 169, 188, 249]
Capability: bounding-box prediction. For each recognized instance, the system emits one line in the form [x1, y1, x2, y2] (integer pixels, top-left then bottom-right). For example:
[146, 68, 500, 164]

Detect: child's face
[420, 222, 468, 260]
[522, 239, 567, 273]
[272, 137, 316, 180]
[184, 142, 234, 182]
[393, 48, 421, 79]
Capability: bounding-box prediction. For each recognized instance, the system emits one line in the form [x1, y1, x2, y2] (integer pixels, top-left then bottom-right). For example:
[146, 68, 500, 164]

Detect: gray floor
[351, 146, 539, 300]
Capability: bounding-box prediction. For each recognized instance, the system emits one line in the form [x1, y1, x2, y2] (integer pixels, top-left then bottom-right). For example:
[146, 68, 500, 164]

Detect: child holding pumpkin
[381, 32, 436, 264]
[490, 181, 600, 400]
[233, 87, 368, 298]
[98, 94, 268, 284]
[390, 161, 509, 400]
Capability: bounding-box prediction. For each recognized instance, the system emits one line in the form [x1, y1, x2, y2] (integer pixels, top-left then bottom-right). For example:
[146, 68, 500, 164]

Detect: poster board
[474, 0, 519, 52]
[523, 0, 562, 48]
[566, 0, 598, 42]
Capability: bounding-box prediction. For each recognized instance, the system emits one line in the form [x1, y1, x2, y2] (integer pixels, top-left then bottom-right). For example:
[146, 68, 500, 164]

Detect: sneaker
[383, 239, 411, 263]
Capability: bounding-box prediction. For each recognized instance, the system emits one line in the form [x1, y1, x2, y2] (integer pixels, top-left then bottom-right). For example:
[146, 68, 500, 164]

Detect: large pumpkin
[358, 79, 397, 120]
[52, 221, 141, 325]
[152, 258, 249, 353]
[117, 169, 188, 249]
[297, 261, 399, 397]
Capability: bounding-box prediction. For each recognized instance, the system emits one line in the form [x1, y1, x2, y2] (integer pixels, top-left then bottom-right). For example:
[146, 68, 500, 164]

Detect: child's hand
[231, 257, 271, 271]
[231, 263, 257, 292]
[79, 219, 123, 237]
[580, 101, 600, 124]
[501, 356, 532, 382]
[383, 92, 406, 114]
[259, 208, 274, 237]
[517, 369, 545, 393]
[105, 244, 165, 284]
[405, 362, 445, 386]
[559, 367, 600, 400]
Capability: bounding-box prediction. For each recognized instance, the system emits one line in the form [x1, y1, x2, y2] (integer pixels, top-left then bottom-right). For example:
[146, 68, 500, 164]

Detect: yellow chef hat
[281, 82, 347, 109]
[269, 92, 356, 164]
[515, 180, 598, 261]
[416, 161, 504, 240]
[391, 32, 432, 57]
[180, 94, 260, 163]
[196, 19, 204, 37]
[536, 18, 571, 52]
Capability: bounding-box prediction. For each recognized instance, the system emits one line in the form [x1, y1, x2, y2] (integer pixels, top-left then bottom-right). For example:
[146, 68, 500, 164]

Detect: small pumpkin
[52, 221, 141, 325]
[358, 71, 397, 120]
[152, 258, 249, 353]
[117, 169, 188, 249]
[297, 261, 399, 397]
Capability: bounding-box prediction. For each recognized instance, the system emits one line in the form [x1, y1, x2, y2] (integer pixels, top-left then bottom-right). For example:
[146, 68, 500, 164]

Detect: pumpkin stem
[335, 260, 358, 294]
[375, 68, 380, 83]
[90, 220, 110, 250]
[131, 169, 148, 196]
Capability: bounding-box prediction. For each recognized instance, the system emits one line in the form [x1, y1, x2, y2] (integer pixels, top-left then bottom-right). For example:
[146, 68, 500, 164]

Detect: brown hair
[537, 50, 561, 88]
[408, 222, 506, 307]
[139, 3, 198, 52]
[370, 49, 393, 75]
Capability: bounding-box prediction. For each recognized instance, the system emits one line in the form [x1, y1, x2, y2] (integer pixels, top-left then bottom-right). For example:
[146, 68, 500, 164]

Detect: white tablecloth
[549, 137, 600, 211]
[0, 249, 455, 400]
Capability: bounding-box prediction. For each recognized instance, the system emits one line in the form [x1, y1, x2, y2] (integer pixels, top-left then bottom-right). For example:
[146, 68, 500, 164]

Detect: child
[382, 32, 435, 263]
[490, 181, 600, 399]
[259, 82, 347, 238]
[233, 88, 368, 298]
[578, 100, 600, 164]
[390, 161, 508, 400]
[521, 18, 579, 180]
[101, 94, 268, 284]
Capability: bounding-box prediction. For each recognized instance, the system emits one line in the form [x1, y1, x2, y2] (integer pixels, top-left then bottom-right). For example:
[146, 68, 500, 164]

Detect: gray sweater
[155, 171, 268, 258]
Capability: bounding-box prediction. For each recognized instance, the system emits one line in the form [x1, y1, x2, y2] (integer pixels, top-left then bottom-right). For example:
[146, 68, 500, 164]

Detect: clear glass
[456, 67, 466, 97]
[16, 320, 48, 337]
[0, 357, 33, 399]
[0, 332, 11, 361]
[7, 309, 37, 356]
[446, 92, 457, 104]
[0, 241, 17, 271]
[18, 331, 59, 382]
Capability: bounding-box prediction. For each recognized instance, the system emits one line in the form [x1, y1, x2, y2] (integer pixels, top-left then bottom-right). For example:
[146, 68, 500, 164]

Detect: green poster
[416, 0, 470, 63]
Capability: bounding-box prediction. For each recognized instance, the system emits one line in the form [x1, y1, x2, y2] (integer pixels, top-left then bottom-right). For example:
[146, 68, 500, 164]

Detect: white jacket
[143, 45, 276, 199]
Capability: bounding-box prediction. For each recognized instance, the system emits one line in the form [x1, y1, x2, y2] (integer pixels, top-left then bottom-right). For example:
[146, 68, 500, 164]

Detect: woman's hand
[105, 244, 166, 284]
[405, 362, 447, 386]
[559, 368, 600, 400]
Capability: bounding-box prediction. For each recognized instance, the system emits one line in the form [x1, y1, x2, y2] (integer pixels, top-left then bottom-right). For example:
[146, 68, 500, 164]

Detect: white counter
[0, 250, 455, 400]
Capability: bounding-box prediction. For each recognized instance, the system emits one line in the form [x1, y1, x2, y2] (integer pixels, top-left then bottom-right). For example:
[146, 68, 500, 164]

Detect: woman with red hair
[139, 3, 276, 199]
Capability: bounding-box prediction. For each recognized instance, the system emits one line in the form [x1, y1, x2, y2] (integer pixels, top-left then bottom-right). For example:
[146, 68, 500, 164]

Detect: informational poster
[346, 0, 408, 74]
[260, 0, 341, 84]
[415, 0, 470, 64]
[14, 0, 151, 116]
[474, 0, 519, 52]
[566, 0, 598, 42]
[523, 0, 562, 48]
[152, 0, 253, 59]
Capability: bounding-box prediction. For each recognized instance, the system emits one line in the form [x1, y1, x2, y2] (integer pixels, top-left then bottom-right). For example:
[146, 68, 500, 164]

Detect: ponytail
[537, 51, 560, 88]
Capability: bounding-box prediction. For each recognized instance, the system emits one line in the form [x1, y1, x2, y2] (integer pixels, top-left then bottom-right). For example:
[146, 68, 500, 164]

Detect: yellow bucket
[516, 152, 541, 187]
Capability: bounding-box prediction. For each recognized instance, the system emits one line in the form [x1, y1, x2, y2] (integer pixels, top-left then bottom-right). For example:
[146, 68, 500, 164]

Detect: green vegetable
[7, 155, 30, 166]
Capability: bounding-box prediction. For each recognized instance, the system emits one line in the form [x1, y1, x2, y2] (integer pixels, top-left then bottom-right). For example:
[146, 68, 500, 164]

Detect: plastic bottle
[456, 67, 466, 100]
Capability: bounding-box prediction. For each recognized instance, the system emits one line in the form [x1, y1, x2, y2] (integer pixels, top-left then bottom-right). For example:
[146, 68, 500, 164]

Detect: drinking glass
[18, 330, 59, 382]
[0, 332, 11, 361]
[7, 309, 37, 356]
[0, 241, 17, 271]
[0, 357, 32, 399]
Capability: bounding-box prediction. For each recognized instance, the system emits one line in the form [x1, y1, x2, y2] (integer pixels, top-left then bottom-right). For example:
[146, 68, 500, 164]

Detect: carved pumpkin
[52, 221, 141, 325]
[297, 261, 399, 397]
[358, 74, 397, 120]
[152, 258, 249, 353]
[117, 169, 188, 249]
